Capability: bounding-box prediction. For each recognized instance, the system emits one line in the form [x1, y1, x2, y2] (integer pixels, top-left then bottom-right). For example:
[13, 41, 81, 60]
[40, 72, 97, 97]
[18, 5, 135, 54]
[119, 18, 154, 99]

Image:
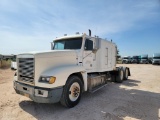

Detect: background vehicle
[122, 56, 131, 64]
[140, 54, 149, 64]
[13, 30, 130, 108]
[11, 55, 17, 70]
[152, 53, 160, 65]
[131, 56, 140, 64]
[148, 57, 153, 64]
[2, 55, 13, 61]
[0, 54, 2, 60]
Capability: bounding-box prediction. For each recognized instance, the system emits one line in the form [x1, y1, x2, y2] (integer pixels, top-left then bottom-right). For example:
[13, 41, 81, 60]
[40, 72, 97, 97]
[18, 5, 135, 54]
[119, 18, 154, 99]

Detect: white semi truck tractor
[13, 30, 130, 108]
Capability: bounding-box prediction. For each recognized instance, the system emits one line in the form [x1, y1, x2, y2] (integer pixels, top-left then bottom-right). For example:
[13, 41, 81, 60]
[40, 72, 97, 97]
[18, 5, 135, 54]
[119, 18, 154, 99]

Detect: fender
[36, 65, 88, 91]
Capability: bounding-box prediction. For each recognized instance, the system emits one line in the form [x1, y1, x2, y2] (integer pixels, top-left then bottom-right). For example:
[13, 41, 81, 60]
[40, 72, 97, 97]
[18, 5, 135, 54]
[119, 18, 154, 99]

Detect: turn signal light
[49, 77, 56, 84]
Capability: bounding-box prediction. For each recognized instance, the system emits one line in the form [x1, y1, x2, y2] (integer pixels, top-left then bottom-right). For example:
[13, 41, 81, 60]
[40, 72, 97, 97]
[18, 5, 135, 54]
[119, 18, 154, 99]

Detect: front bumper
[152, 61, 160, 64]
[140, 60, 148, 64]
[131, 60, 138, 63]
[14, 81, 63, 103]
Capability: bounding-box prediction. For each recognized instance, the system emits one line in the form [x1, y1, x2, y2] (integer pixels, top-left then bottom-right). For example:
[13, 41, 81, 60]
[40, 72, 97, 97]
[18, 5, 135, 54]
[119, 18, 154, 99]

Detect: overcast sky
[0, 0, 160, 56]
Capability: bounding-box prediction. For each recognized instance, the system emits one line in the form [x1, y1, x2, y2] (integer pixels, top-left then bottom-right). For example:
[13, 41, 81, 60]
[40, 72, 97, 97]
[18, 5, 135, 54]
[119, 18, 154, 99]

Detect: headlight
[39, 76, 56, 84]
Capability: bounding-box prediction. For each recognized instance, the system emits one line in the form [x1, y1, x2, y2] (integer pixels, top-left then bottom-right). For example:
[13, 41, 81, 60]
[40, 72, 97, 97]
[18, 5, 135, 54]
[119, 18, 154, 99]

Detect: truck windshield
[141, 57, 148, 59]
[153, 57, 160, 59]
[132, 56, 138, 59]
[53, 37, 82, 50]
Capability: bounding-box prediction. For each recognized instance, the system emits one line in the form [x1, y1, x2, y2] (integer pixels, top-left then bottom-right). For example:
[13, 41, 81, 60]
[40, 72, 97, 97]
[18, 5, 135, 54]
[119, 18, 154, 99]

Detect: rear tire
[60, 76, 83, 108]
[115, 68, 124, 83]
[123, 67, 129, 80]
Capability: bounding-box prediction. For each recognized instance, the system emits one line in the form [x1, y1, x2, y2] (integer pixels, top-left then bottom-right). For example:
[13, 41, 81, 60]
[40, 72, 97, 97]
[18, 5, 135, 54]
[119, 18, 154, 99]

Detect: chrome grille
[18, 58, 34, 84]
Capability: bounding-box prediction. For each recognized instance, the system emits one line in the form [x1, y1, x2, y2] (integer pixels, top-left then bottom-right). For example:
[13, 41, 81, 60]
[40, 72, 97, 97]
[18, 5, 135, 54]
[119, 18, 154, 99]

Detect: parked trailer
[152, 53, 160, 65]
[13, 30, 131, 108]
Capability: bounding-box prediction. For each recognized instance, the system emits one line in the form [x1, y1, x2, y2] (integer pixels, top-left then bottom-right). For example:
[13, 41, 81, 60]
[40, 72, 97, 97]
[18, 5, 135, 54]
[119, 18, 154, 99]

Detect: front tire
[60, 76, 83, 108]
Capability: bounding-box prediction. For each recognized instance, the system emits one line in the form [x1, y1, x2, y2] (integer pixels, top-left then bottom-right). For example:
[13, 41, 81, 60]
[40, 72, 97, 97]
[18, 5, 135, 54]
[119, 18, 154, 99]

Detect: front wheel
[60, 76, 83, 108]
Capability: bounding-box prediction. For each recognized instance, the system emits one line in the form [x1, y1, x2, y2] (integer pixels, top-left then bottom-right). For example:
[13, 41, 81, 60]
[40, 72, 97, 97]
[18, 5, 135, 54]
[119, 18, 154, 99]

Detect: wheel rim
[69, 82, 80, 102]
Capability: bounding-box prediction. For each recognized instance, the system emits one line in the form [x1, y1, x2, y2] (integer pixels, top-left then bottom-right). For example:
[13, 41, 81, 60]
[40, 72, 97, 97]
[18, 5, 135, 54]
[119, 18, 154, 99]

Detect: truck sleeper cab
[14, 32, 130, 108]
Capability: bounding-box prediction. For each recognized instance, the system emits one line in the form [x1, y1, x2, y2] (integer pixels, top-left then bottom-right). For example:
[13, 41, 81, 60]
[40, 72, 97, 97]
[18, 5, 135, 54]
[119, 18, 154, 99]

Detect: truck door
[83, 39, 95, 70]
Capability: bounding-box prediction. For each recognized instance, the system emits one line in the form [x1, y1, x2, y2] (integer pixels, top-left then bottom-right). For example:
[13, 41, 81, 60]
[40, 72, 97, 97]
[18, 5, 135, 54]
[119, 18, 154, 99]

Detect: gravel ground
[0, 64, 160, 120]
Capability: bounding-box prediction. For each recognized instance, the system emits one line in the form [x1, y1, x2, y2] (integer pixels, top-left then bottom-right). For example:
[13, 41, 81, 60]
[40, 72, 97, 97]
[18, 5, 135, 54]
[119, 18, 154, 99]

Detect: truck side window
[85, 39, 93, 50]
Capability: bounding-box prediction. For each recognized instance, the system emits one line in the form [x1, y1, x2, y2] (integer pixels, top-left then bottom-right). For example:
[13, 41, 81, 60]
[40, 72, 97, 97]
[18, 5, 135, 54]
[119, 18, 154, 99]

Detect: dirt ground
[0, 64, 160, 120]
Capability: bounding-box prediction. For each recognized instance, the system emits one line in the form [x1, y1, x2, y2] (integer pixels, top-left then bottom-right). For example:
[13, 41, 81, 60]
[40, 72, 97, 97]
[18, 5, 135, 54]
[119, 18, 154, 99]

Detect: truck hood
[17, 50, 80, 84]
[17, 50, 78, 58]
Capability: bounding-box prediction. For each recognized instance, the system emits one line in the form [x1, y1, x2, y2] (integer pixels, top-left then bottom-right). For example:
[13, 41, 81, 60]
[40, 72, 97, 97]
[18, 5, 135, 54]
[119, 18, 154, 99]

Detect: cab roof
[53, 34, 85, 41]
